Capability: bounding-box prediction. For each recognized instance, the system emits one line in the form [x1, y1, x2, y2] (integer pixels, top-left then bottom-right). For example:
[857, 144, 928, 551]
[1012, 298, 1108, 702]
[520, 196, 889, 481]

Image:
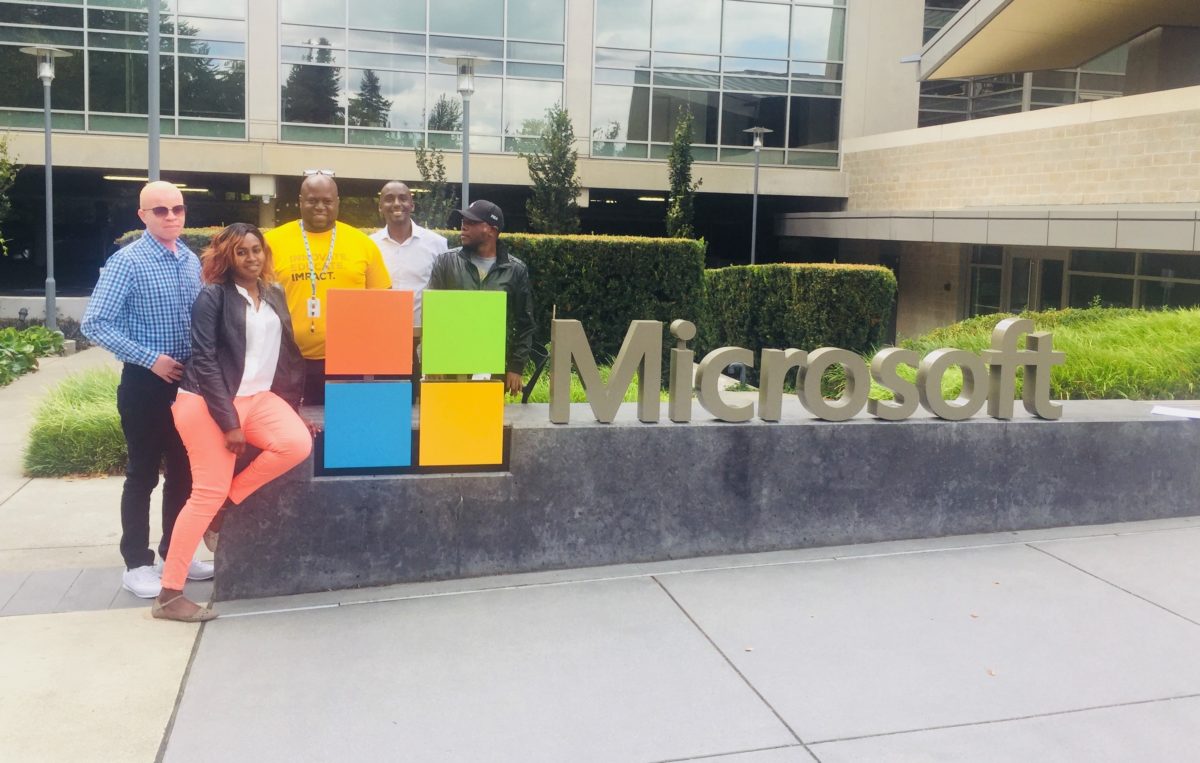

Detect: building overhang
[777, 206, 1200, 253]
[921, 0, 1200, 80]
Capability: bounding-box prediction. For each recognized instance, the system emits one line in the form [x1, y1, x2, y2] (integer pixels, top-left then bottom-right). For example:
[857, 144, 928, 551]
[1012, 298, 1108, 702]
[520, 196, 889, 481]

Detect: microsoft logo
[318, 289, 510, 474]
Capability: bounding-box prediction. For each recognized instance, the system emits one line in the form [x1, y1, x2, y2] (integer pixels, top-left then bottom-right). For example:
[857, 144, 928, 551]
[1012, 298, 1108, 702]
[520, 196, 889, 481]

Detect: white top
[234, 284, 283, 398]
[370, 222, 449, 326]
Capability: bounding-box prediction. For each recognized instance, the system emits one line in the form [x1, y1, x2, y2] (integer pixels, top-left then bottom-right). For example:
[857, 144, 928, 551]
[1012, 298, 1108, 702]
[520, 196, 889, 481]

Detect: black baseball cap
[454, 199, 505, 231]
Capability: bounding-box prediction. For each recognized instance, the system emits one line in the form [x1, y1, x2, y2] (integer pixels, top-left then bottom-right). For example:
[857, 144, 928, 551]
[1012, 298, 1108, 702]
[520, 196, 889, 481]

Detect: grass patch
[521, 365, 669, 403]
[24, 368, 126, 477]
[837, 307, 1200, 401]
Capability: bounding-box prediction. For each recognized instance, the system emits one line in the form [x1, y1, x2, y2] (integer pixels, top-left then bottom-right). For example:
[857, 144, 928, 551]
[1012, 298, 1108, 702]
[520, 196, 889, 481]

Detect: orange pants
[162, 391, 311, 590]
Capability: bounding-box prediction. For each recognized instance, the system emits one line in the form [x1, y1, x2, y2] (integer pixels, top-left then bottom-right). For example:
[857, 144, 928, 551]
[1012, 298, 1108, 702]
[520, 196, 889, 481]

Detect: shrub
[118, 227, 707, 363]
[701, 264, 896, 368]
[0, 325, 64, 386]
[24, 368, 125, 476]
[115, 226, 225, 252]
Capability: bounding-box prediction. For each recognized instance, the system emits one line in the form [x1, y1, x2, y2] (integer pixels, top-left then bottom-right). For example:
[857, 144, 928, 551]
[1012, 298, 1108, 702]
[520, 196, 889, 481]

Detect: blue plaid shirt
[82, 232, 202, 368]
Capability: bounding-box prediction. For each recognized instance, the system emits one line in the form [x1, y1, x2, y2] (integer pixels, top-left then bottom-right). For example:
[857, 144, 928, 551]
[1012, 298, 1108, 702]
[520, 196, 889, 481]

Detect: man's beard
[461, 240, 478, 255]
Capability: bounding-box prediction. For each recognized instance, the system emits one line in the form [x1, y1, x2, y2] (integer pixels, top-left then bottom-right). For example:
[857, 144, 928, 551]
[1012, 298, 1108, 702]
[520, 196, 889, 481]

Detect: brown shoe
[152, 594, 218, 623]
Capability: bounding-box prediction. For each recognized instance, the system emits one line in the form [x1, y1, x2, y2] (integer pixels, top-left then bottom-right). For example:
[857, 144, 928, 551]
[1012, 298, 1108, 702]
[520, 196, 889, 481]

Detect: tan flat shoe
[203, 529, 219, 553]
[152, 594, 218, 623]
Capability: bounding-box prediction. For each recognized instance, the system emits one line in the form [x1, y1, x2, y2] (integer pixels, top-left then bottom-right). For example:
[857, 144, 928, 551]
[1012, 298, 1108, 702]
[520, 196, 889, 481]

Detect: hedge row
[117, 227, 706, 361]
[701, 264, 896, 361]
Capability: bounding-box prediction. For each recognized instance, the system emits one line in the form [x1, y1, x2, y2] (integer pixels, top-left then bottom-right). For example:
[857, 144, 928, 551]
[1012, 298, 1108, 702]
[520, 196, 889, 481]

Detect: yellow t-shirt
[267, 220, 392, 360]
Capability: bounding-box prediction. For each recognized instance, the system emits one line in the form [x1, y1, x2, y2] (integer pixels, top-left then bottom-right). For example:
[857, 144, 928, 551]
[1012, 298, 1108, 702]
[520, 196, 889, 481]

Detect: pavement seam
[805, 692, 1200, 746]
[0, 570, 31, 610]
[0, 477, 32, 507]
[648, 742, 817, 763]
[650, 575, 812, 751]
[1026, 543, 1200, 628]
[154, 622, 208, 763]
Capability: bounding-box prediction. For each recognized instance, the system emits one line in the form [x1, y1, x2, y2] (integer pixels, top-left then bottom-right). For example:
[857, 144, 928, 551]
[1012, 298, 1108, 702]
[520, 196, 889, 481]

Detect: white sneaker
[122, 564, 162, 599]
[187, 559, 215, 581]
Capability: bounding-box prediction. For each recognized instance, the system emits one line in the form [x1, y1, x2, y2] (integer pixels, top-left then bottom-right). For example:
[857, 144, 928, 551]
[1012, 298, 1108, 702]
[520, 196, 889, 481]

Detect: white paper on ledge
[1150, 405, 1200, 419]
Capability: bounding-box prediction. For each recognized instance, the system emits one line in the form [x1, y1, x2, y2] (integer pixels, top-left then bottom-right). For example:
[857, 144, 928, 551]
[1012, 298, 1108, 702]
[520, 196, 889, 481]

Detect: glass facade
[0, 0, 247, 138]
[920, 0, 1127, 128]
[591, 0, 844, 167]
[279, 0, 566, 151]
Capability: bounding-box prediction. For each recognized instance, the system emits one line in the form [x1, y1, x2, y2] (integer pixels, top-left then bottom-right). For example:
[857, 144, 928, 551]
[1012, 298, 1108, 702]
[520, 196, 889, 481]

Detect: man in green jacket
[428, 200, 535, 396]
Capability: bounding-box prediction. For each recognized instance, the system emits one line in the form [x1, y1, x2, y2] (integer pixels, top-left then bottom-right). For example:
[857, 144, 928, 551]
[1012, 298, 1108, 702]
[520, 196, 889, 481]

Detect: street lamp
[440, 56, 485, 208]
[20, 46, 71, 333]
[743, 126, 773, 266]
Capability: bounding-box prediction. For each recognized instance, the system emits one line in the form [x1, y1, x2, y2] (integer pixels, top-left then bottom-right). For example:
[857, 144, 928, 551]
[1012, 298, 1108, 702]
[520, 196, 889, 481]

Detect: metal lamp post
[20, 46, 71, 333]
[440, 57, 481, 207]
[743, 126, 773, 265]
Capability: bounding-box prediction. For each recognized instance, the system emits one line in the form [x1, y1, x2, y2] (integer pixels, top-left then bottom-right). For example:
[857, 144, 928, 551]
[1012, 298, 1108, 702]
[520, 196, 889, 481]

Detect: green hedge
[117, 228, 706, 362]
[702, 264, 896, 361]
[0, 326, 64, 386]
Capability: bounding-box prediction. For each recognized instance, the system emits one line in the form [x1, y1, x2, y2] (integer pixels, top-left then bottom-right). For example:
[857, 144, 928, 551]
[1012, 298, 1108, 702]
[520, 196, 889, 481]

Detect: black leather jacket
[428, 246, 535, 374]
[180, 281, 304, 432]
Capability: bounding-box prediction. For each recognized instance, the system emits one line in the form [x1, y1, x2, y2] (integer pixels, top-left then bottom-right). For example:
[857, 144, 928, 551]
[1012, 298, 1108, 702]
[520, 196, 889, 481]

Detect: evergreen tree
[427, 94, 462, 132]
[414, 144, 458, 229]
[520, 103, 581, 234]
[348, 69, 392, 128]
[0, 135, 17, 257]
[281, 40, 343, 125]
[665, 106, 702, 239]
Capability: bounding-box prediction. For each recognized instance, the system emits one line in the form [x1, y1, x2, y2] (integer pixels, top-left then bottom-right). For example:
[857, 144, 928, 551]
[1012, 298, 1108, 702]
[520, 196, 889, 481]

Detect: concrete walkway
[2, 351, 1199, 761]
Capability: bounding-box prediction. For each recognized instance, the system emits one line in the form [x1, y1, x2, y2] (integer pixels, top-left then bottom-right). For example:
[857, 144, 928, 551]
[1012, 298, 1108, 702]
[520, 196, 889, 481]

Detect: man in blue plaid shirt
[82, 181, 213, 598]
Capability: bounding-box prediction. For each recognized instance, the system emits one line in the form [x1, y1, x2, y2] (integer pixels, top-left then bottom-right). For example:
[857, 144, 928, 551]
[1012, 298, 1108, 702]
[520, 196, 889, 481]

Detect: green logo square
[422, 290, 507, 375]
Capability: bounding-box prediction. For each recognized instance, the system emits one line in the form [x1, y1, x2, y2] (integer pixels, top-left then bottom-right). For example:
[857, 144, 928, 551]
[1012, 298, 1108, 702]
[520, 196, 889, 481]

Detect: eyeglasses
[303, 169, 336, 177]
[141, 204, 186, 218]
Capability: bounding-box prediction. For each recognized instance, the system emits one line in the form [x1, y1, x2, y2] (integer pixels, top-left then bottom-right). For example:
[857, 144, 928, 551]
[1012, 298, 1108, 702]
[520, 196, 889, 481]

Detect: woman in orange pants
[154, 223, 312, 622]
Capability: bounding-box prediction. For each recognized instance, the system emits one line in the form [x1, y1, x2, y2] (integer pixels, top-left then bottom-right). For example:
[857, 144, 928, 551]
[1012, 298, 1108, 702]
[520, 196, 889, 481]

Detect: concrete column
[564, 0, 595, 162]
[245, 0, 280, 143]
[250, 175, 277, 228]
[841, 0, 923, 141]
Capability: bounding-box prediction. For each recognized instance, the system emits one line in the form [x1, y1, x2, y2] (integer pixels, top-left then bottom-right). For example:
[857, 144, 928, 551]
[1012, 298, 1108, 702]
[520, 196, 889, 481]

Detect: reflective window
[650, 88, 719, 143]
[349, 0, 424, 31]
[595, 0, 650, 49]
[281, 63, 344, 125]
[791, 5, 844, 61]
[720, 93, 786, 147]
[508, 0, 564, 42]
[788, 96, 839, 149]
[592, 84, 649, 142]
[0, 44, 84, 110]
[348, 68, 423, 130]
[652, 0, 720, 55]
[282, 0, 346, 27]
[430, 0, 503, 37]
[505, 79, 563, 135]
[179, 58, 244, 120]
[722, 1, 789, 60]
[90, 51, 175, 115]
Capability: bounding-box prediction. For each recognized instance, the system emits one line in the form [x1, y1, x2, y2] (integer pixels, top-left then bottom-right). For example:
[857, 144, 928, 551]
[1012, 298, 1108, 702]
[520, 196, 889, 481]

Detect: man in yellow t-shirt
[266, 172, 391, 405]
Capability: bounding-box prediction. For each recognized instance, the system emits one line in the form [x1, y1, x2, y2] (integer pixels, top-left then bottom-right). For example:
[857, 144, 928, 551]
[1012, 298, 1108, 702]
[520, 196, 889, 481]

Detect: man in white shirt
[370, 180, 449, 327]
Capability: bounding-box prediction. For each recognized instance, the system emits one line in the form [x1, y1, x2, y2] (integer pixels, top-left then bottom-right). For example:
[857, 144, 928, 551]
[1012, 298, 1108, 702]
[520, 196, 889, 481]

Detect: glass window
[654, 72, 720, 88]
[349, 0, 423, 32]
[281, 62, 344, 125]
[1040, 260, 1064, 310]
[504, 78, 561, 135]
[722, 1, 789, 59]
[720, 92, 785, 146]
[1141, 280, 1200, 309]
[725, 57, 787, 75]
[89, 51, 174, 115]
[653, 52, 719, 71]
[724, 76, 788, 93]
[1071, 250, 1135, 275]
[791, 6, 844, 61]
[430, 0, 503, 37]
[281, 0, 345, 27]
[427, 74, 501, 135]
[1069, 276, 1133, 308]
[1142, 253, 1200, 281]
[972, 245, 1003, 266]
[177, 16, 244, 42]
[652, 0, 720, 55]
[592, 84, 649, 142]
[508, 62, 562, 79]
[969, 267, 1002, 316]
[650, 88, 719, 143]
[0, 44, 84, 110]
[349, 30, 423, 53]
[429, 36, 504, 60]
[595, 68, 649, 85]
[280, 24, 346, 49]
[87, 9, 146, 32]
[595, 0, 650, 49]
[508, 0, 563, 43]
[788, 95, 839, 149]
[348, 68, 423, 130]
[348, 51, 424, 70]
[0, 25, 83, 46]
[508, 41, 562, 62]
[179, 58, 243, 119]
[0, 3, 83, 26]
[791, 61, 842, 79]
[282, 45, 343, 65]
[595, 47, 649, 68]
[179, 0, 245, 17]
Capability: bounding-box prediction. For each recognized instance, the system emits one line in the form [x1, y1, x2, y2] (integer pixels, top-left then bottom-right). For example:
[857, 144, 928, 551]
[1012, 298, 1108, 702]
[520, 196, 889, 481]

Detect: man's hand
[505, 371, 523, 397]
[151, 354, 184, 383]
[224, 428, 246, 455]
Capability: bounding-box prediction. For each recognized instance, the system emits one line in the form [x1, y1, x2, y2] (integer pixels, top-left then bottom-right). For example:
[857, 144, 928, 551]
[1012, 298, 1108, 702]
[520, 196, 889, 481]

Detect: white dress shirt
[371, 222, 449, 326]
[234, 284, 283, 397]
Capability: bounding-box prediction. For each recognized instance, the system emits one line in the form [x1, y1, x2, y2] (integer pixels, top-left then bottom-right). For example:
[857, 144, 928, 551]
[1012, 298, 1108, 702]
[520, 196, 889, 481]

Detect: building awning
[777, 206, 1200, 253]
[921, 0, 1200, 80]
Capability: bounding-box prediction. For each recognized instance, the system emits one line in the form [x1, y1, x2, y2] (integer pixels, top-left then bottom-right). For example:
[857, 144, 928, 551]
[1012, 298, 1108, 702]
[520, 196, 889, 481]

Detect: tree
[414, 144, 458, 229]
[520, 103, 581, 234]
[348, 69, 392, 128]
[427, 94, 462, 132]
[665, 106, 702, 239]
[280, 40, 343, 125]
[0, 135, 17, 257]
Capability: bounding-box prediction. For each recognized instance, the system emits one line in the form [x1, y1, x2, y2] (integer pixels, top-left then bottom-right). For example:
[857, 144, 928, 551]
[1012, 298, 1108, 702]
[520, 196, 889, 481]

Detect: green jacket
[428, 246, 535, 374]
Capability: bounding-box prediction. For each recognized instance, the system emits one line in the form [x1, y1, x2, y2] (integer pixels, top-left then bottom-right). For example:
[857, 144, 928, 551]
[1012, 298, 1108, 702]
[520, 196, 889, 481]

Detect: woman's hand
[224, 427, 246, 455]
